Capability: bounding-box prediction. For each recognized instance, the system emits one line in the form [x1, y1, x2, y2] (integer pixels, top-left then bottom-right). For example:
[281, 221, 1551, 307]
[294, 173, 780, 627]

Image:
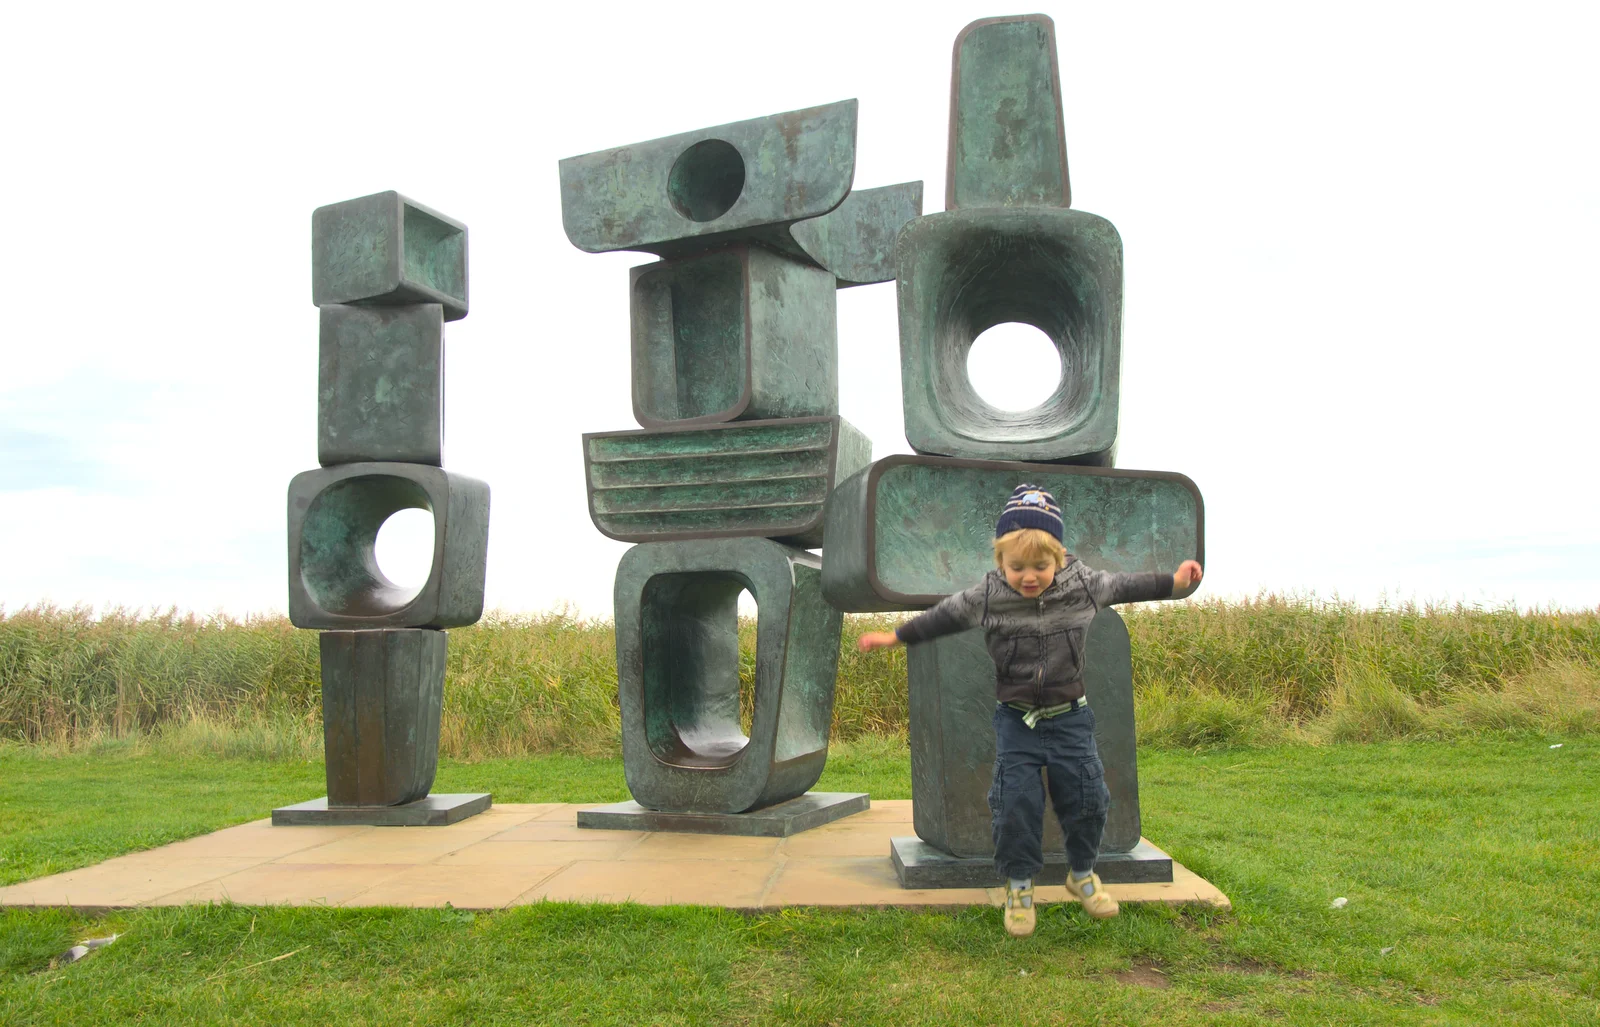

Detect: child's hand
[857, 631, 901, 652]
[1173, 560, 1203, 591]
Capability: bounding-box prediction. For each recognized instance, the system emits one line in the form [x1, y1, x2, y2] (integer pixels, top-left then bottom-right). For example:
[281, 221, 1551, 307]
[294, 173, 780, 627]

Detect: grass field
[3, 738, 1598, 1025]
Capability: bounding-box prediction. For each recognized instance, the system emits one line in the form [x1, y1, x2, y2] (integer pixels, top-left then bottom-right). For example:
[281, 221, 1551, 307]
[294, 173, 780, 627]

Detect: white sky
[2, 1, 1596, 620]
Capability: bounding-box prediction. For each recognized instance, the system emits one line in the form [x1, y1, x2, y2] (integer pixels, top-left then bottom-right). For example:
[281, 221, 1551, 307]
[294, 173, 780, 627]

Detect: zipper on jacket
[1034, 597, 1046, 707]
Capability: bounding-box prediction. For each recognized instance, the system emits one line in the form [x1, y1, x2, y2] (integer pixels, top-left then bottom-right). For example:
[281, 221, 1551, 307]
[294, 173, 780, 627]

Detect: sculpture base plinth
[578, 792, 869, 837]
[272, 793, 492, 827]
[890, 836, 1173, 888]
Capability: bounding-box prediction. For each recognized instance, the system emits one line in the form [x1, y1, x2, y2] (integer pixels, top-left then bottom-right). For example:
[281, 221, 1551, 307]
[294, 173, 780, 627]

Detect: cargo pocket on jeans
[1080, 756, 1108, 816]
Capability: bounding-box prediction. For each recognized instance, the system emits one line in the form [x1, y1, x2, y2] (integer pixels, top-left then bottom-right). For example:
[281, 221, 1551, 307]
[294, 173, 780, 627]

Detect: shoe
[1064, 871, 1119, 919]
[1003, 881, 1036, 937]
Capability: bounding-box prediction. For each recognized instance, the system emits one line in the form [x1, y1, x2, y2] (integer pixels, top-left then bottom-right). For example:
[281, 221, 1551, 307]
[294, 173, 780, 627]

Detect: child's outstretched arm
[857, 581, 987, 653]
[1084, 559, 1204, 605]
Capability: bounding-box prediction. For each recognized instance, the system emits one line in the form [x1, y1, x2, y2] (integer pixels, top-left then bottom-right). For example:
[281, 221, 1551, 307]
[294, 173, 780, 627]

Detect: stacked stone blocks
[820, 15, 1205, 883]
[561, 103, 923, 817]
[279, 191, 491, 823]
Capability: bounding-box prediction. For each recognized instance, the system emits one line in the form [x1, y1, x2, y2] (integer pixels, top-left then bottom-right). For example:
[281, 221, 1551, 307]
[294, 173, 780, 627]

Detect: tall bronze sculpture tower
[560, 103, 924, 833]
[274, 191, 493, 827]
[823, 15, 1204, 885]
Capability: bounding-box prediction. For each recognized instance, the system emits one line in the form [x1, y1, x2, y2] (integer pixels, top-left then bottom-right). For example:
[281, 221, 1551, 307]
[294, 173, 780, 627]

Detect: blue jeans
[988, 703, 1109, 879]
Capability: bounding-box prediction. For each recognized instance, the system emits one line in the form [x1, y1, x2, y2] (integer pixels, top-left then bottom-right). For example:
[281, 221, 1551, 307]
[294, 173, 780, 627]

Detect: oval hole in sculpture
[737, 588, 756, 735]
[966, 322, 1063, 412]
[373, 507, 435, 600]
[668, 139, 746, 222]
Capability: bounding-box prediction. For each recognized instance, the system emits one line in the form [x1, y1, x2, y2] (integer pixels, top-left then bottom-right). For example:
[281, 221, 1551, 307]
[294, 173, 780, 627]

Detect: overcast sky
[2, 1, 1596, 620]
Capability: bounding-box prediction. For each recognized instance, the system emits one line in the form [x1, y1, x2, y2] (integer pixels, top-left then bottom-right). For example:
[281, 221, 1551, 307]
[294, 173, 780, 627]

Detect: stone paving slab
[0, 801, 1231, 913]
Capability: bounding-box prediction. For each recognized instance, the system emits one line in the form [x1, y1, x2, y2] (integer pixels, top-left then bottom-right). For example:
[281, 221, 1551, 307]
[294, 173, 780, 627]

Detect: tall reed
[3, 598, 1596, 755]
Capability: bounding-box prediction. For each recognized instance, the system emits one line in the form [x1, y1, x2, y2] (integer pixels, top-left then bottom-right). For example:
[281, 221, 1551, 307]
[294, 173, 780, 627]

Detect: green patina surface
[559, 100, 858, 256]
[287, 465, 490, 630]
[586, 417, 870, 548]
[633, 249, 746, 422]
[296, 473, 433, 619]
[787, 181, 925, 286]
[317, 304, 444, 466]
[629, 245, 838, 427]
[822, 457, 1200, 612]
[895, 207, 1122, 463]
[320, 629, 445, 808]
[947, 15, 1070, 210]
[874, 461, 1199, 598]
[401, 203, 467, 304]
[909, 610, 1142, 860]
[615, 539, 843, 814]
[311, 191, 468, 321]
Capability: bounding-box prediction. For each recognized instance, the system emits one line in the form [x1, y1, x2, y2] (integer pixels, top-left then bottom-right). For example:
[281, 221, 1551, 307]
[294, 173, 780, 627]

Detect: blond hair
[993, 528, 1066, 569]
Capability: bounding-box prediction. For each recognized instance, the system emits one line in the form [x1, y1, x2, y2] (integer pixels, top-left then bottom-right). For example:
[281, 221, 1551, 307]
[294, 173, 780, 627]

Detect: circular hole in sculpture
[373, 507, 435, 600]
[668, 139, 746, 222]
[965, 322, 1063, 411]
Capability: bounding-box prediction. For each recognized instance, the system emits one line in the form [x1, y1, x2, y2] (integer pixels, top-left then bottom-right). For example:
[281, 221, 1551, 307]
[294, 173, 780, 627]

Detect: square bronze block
[895, 207, 1123, 464]
[559, 100, 857, 256]
[821, 455, 1203, 614]
[319, 628, 447, 808]
[287, 463, 489, 629]
[583, 415, 871, 546]
[630, 245, 838, 427]
[318, 304, 444, 467]
[908, 610, 1144, 860]
[615, 539, 843, 815]
[312, 191, 468, 322]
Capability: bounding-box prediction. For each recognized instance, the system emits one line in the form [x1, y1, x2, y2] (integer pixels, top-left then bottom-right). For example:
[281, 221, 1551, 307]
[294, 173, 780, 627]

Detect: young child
[859, 484, 1202, 937]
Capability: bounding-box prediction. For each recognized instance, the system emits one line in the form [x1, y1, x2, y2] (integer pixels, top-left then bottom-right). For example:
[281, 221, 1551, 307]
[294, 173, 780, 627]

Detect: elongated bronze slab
[584, 416, 871, 546]
[319, 628, 446, 808]
[787, 182, 924, 287]
[907, 610, 1143, 861]
[891, 837, 1173, 888]
[946, 15, 1071, 211]
[822, 455, 1202, 614]
[560, 100, 857, 256]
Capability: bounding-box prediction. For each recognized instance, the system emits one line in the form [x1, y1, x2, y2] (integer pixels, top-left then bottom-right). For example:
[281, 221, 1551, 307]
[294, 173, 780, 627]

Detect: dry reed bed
[2, 599, 1596, 757]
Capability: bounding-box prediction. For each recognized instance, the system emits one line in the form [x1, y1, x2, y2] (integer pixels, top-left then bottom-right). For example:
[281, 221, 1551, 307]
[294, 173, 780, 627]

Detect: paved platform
[0, 802, 1230, 912]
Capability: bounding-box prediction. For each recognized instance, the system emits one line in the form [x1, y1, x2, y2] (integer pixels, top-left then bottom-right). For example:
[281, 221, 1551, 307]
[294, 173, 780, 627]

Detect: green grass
[5, 601, 1599, 757]
[3, 739, 1598, 1024]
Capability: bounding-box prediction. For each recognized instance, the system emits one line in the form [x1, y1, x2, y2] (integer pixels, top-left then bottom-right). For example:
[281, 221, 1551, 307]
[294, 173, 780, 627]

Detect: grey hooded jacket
[893, 558, 1173, 707]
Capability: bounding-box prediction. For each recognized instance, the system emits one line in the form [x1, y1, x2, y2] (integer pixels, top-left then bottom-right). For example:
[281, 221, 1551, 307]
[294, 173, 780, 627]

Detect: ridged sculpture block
[287, 463, 490, 629]
[318, 304, 444, 467]
[614, 538, 843, 814]
[583, 416, 871, 546]
[896, 207, 1123, 464]
[822, 455, 1203, 613]
[320, 628, 446, 807]
[908, 609, 1152, 866]
[630, 244, 838, 427]
[560, 100, 858, 256]
[312, 191, 468, 322]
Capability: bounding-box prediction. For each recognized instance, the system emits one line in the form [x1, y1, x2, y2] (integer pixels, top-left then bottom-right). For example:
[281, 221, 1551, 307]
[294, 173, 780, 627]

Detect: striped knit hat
[995, 484, 1064, 541]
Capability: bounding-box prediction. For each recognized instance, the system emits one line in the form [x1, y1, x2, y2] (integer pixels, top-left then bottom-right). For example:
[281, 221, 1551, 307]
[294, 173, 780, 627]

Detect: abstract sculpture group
[273, 15, 1205, 881]
[276, 192, 492, 826]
